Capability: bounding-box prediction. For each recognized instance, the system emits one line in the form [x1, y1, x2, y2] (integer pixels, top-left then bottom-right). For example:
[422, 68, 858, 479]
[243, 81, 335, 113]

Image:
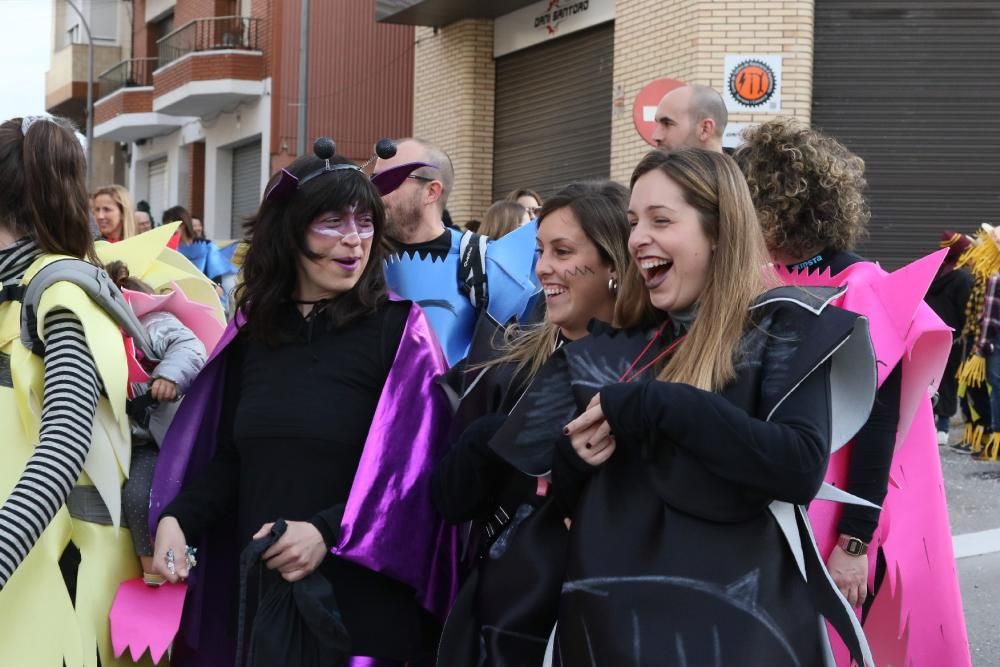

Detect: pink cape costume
[777, 249, 971, 667]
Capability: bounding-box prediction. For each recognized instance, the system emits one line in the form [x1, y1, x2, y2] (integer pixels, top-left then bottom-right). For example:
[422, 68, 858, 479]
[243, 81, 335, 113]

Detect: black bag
[437, 498, 568, 666]
[236, 519, 351, 667]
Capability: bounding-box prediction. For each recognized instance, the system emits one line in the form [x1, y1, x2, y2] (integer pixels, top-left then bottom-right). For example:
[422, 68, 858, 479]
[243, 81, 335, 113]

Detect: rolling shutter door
[146, 158, 168, 225]
[493, 23, 613, 203]
[230, 140, 261, 239]
[812, 1, 1000, 269]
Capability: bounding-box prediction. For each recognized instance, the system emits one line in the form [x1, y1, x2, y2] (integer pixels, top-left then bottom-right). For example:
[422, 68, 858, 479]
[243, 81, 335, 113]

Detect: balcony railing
[98, 58, 158, 99]
[157, 16, 261, 69]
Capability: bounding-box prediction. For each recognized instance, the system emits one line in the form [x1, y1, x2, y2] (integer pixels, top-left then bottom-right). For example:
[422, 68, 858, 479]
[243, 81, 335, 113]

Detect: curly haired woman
[735, 119, 969, 667]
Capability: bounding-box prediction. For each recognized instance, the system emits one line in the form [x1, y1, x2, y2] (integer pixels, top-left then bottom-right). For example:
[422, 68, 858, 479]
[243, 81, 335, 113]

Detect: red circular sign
[632, 78, 686, 147]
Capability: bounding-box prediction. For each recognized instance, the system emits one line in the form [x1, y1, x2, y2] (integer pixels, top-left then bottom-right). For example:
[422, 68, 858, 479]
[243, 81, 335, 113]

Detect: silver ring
[185, 545, 198, 569]
[165, 547, 176, 575]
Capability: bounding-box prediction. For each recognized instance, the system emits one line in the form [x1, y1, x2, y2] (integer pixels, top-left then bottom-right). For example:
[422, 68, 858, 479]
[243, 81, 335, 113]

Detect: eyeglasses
[524, 206, 541, 218]
[406, 175, 436, 183]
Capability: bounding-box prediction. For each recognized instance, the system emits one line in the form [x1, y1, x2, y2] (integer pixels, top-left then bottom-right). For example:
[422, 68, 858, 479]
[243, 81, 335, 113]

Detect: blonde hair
[616, 149, 774, 391]
[478, 201, 525, 239]
[485, 180, 631, 381]
[91, 184, 137, 240]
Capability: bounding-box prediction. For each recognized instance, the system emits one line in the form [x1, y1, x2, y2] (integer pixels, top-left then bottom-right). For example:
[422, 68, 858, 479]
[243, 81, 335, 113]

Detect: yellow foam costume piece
[0, 252, 158, 667]
[95, 222, 227, 324]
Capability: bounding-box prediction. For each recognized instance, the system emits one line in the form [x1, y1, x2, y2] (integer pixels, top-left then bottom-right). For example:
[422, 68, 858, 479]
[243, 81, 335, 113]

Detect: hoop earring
[608, 277, 618, 296]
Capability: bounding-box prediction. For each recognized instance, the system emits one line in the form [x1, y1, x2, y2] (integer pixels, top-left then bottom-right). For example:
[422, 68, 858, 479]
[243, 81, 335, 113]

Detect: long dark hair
[236, 154, 389, 344]
[0, 116, 96, 260]
[486, 180, 631, 380]
[616, 149, 774, 391]
[162, 205, 195, 241]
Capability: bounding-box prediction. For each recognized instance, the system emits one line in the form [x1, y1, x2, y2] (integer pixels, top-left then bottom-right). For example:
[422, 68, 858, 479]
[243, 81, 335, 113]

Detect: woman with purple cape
[148, 138, 458, 666]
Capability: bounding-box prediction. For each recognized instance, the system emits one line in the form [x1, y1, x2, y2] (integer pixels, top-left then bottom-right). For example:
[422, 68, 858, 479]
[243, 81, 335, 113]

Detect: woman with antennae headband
[149, 138, 458, 666]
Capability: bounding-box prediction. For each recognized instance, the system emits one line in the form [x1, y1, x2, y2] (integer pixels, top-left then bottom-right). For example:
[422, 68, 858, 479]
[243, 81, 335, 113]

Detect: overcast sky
[0, 0, 53, 122]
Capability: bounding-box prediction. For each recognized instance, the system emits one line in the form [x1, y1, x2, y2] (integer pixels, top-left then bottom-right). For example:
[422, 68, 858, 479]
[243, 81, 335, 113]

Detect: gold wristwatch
[837, 534, 869, 557]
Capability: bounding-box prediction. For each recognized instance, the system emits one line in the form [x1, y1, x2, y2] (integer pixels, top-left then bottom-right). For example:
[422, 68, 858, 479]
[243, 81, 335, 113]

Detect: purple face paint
[309, 206, 376, 240]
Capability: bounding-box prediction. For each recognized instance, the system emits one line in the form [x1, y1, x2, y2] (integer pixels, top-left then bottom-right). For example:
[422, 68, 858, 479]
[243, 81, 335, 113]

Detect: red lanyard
[617, 323, 686, 384]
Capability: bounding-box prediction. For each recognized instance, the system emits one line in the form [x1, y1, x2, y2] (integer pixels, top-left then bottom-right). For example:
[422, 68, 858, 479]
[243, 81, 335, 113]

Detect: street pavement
[941, 430, 1000, 666]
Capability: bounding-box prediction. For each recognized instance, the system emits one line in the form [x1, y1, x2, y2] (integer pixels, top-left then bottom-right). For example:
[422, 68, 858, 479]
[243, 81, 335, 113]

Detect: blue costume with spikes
[384, 222, 540, 366]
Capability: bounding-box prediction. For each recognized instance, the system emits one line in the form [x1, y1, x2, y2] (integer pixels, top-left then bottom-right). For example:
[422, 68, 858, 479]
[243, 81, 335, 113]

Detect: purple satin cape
[149, 299, 459, 666]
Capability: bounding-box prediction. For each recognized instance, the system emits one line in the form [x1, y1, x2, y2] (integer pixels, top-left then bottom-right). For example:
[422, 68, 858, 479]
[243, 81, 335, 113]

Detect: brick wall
[610, 0, 814, 183]
[251, 0, 273, 78]
[175, 0, 234, 28]
[94, 88, 154, 125]
[413, 20, 495, 226]
[153, 51, 263, 97]
[188, 142, 206, 218]
[133, 0, 152, 59]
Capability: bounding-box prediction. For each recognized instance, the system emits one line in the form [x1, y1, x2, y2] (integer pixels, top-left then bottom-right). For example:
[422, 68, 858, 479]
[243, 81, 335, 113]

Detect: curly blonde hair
[733, 118, 870, 259]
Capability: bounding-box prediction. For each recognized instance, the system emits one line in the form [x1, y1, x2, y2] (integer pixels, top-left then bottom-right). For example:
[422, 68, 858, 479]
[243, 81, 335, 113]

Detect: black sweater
[163, 299, 436, 659]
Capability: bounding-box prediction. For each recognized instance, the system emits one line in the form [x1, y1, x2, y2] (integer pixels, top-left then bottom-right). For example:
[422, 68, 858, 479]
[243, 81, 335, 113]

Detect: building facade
[379, 0, 1000, 268]
[50, 0, 414, 241]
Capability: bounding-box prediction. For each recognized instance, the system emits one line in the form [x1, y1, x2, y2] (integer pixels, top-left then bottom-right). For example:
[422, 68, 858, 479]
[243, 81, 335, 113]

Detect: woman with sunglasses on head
[501, 149, 878, 665]
[433, 180, 630, 666]
[149, 139, 457, 666]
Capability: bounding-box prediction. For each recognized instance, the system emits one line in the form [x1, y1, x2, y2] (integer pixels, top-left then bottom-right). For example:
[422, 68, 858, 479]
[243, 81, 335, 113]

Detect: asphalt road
[941, 430, 1000, 666]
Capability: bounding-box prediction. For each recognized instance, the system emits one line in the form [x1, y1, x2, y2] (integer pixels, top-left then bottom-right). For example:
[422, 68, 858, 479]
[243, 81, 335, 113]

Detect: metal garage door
[493, 23, 614, 203]
[146, 157, 168, 225]
[812, 1, 1000, 269]
[230, 140, 261, 240]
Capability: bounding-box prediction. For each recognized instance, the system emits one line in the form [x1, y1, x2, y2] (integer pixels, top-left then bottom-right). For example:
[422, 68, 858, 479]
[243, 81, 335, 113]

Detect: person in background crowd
[0, 115, 148, 666]
[465, 219, 481, 233]
[927, 231, 974, 444]
[505, 188, 543, 221]
[955, 223, 1000, 461]
[92, 184, 138, 242]
[512, 149, 875, 665]
[134, 209, 153, 234]
[191, 216, 205, 239]
[479, 200, 527, 239]
[433, 181, 631, 665]
[376, 138, 539, 365]
[137, 199, 156, 228]
[149, 141, 457, 665]
[736, 118, 969, 666]
[652, 84, 727, 152]
[166, 205, 237, 307]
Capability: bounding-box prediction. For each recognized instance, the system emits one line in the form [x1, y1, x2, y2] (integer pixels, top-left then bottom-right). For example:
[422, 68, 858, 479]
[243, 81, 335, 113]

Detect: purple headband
[264, 137, 436, 202]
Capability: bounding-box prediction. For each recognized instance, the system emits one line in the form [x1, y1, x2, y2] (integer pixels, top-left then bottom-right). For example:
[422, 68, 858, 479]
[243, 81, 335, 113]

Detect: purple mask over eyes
[371, 162, 437, 196]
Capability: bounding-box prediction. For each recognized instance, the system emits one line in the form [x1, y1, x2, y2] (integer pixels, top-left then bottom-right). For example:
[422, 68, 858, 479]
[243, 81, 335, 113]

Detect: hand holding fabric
[254, 520, 328, 583]
[826, 544, 868, 607]
[564, 394, 616, 466]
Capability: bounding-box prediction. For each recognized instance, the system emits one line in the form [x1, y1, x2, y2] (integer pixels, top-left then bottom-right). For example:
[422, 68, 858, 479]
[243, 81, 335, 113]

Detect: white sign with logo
[723, 55, 782, 113]
[494, 0, 615, 58]
[723, 122, 752, 149]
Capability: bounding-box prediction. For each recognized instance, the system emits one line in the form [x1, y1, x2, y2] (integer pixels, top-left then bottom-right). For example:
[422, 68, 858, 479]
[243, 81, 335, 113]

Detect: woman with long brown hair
[432, 180, 630, 665]
[497, 149, 879, 665]
[0, 116, 146, 665]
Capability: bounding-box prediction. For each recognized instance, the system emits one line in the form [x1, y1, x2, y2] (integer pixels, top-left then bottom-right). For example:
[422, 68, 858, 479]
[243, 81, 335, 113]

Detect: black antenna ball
[314, 137, 336, 160]
[375, 138, 397, 160]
